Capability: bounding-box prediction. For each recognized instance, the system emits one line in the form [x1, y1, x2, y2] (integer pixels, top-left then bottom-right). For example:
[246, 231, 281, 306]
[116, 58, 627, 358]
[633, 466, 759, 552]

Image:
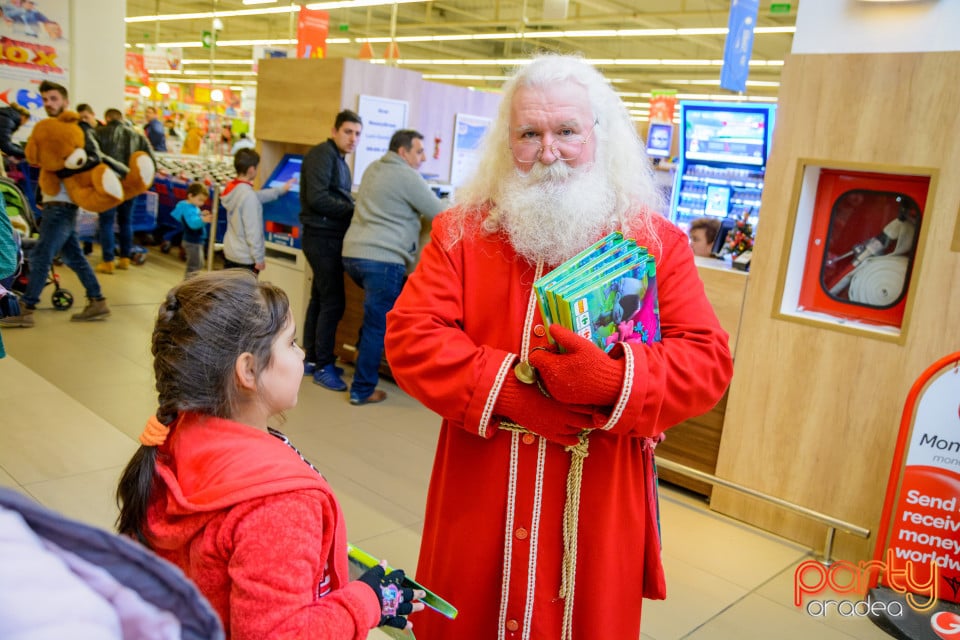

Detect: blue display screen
[683, 107, 768, 166]
[266, 155, 303, 192]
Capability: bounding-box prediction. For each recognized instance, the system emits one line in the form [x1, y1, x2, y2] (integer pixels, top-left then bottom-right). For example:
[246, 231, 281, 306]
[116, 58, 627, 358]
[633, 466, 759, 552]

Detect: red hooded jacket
[145, 413, 380, 639]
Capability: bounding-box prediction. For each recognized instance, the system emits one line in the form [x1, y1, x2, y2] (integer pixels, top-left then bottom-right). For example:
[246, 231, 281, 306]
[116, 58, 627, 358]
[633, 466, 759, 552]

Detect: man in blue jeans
[299, 110, 362, 392]
[341, 129, 445, 405]
[0, 81, 109, 328]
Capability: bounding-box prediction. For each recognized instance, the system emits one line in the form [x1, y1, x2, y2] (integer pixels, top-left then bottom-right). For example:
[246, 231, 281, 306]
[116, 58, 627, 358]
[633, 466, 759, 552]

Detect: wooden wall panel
[255, 58, 345, 145]
[696, 261, 748, 354]
[712, 52, 960, 561]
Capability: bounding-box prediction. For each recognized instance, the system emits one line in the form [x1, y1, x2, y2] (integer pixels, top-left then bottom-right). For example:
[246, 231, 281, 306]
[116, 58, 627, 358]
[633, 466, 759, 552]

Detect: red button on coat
[506, 619, 520, 632]
[515, 528, 528, 540]
[522, 433, 535, 445]
[533, 324, 546, 337]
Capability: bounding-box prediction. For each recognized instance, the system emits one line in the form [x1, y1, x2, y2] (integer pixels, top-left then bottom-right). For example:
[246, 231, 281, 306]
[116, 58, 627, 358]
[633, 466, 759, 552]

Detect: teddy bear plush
[25, 111, 155, 213]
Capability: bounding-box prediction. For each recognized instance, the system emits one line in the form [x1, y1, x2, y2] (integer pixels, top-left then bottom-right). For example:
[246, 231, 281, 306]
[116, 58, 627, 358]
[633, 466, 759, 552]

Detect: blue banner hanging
[720, 0, 760, 93]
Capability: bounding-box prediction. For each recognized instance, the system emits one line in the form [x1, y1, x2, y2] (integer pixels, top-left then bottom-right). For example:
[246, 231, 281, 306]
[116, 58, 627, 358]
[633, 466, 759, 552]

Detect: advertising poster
[354, 94, 408, 186]
[296, 8, 329, 59]
[125, 51, 149, 88]
[649, 90, 677, 124]
[142, 45, 182, 72]
[875, 355, 960, 605]
[0, 0, 70, 138]
[449, 113, 490, 187]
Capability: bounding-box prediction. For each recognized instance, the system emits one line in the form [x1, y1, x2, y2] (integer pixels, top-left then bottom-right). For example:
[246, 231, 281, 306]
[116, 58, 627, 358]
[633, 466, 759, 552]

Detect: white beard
[495, 161, 619, 266]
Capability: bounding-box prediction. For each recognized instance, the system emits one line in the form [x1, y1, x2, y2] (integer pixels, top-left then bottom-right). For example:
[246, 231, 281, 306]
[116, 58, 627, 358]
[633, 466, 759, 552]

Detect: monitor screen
[682, 104, 772, 166]
[266, 154, 303, 192]
[645, 123, 673, 158]
[704, 185, 731, 217]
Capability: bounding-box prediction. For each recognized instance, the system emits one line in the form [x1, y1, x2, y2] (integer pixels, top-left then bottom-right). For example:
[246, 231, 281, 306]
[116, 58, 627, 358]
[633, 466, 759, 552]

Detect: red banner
[0, 36, 61, 73]
[296, 8, 329, 59]
[125, 52, 149, 86]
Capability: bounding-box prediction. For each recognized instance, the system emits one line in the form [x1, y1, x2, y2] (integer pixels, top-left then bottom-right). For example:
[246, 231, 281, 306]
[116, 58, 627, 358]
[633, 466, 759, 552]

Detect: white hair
[448, 54, 663, 252]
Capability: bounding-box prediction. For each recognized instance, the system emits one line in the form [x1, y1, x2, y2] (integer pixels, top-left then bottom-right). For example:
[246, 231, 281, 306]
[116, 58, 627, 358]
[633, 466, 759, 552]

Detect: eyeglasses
[510, 121, 597, 165]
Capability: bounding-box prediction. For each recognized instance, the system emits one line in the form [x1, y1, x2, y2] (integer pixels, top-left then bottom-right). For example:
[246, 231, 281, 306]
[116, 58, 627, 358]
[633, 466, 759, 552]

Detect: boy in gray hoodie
[221, 149, 293, 272]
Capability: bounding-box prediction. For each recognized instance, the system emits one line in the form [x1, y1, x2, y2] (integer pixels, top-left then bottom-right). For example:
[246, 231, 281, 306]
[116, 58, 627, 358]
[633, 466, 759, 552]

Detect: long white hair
[448, 54, 663, 255]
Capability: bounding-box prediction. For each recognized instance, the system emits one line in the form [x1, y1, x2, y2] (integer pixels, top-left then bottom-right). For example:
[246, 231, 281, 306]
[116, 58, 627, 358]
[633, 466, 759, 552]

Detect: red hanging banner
[296, 8, 329, 59]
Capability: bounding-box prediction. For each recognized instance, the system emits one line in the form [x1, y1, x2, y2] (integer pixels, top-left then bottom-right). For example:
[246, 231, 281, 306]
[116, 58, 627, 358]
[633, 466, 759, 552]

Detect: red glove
[528, 325, 626, 407]
[494, 373, 593, 447]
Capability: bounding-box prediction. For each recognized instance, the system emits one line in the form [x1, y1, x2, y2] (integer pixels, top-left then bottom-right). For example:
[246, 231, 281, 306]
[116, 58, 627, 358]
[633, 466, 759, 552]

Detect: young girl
[116, 271, 422, 639]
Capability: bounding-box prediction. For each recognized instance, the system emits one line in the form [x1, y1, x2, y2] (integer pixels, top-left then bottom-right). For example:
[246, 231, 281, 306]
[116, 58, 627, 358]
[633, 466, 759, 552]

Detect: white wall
[793, 0, 960, 54]
[70, 0, 126, 115]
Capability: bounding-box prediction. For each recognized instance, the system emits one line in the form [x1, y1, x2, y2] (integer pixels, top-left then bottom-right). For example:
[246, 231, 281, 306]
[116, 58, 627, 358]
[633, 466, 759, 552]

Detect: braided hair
[116, 270, 290, 545]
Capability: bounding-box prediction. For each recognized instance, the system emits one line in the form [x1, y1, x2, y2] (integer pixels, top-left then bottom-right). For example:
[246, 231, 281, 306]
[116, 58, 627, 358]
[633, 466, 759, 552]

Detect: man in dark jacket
[0, 103, 29, 159]
[299, 109, 362, 391]
[94, 108, 155, 273]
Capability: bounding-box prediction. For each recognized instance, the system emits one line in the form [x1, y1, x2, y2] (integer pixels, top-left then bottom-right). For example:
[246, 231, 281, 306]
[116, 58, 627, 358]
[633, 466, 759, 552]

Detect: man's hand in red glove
[495, 373, 593, 447]
[528, 325, 626, 407]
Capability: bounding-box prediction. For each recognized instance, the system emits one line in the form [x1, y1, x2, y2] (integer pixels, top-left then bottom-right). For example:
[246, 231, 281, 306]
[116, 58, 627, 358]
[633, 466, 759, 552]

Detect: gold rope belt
[500, 420, 590, 640]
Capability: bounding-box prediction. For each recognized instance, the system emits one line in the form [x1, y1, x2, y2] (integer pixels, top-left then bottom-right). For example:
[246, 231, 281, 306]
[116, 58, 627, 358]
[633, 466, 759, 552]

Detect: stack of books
[534, 232, 661, 351]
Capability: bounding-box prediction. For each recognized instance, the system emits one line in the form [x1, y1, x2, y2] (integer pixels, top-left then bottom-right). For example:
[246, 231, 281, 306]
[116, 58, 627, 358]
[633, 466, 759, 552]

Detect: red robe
[385, 210, 733, 640]
[144, 413, 381, 640]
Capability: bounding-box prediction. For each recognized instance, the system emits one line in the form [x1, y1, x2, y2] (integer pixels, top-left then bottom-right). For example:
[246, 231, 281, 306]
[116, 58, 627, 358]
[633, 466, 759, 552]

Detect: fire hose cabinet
[796, 169, 928, 330]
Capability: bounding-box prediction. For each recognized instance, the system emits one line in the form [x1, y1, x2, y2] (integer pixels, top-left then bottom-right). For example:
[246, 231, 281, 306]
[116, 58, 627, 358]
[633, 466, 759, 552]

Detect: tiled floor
[0, 249, 893, 639]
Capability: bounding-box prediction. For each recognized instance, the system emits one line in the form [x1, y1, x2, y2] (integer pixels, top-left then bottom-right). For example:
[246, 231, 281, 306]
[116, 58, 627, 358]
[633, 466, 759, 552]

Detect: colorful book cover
[533, 231, 623, 326]
[533, 232, 661, 351]
[558, 257, 660, 351]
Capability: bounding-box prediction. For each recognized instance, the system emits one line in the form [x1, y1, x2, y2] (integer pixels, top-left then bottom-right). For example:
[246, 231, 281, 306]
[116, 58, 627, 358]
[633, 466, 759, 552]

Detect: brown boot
[117, 258, 131, 270]
[0, 307, 34, 328]
[71, 298, 110, 322]
[349, 389, 387, 406]
[95, 260, 114, 274]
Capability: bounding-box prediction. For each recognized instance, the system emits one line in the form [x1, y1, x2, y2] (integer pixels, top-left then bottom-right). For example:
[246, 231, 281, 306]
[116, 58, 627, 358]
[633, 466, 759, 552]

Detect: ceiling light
[181, 59, 256, 65]
[125, 1, 428, 22]
[242, 0, 278, 5]
[156, 82, 171, 95]
[139, 86, 152, 98]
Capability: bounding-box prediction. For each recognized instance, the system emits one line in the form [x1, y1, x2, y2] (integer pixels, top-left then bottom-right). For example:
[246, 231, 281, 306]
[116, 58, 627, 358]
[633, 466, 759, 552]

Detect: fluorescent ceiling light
[126, 0, 428, 22]
[355, 25, 794, 44]
[132, 38, 348, 49]
[393, 58, 783, 68]
[306, 0, 426, 9]
[150, 69, 257, 76]
[181, 59, 257, 65]
[126, 7, 296, 22]
[242, 0, 278, 5]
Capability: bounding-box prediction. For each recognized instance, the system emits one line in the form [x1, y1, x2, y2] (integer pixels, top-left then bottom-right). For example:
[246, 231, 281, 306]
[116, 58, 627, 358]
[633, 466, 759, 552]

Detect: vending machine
[669, 101, 776, 235]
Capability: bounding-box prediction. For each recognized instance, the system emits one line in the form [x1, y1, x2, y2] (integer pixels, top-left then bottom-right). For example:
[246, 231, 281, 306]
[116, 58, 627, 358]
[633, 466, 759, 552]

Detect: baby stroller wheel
[52, 289, 74, 310]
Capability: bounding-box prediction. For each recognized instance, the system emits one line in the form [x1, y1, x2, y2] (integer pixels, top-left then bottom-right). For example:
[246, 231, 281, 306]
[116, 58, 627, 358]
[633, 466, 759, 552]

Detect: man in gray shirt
[342, 129, 445, 405]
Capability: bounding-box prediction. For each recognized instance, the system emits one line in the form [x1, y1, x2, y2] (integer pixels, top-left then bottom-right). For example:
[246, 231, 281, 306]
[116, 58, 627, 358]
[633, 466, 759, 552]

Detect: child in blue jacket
[170, 182, 212, 278]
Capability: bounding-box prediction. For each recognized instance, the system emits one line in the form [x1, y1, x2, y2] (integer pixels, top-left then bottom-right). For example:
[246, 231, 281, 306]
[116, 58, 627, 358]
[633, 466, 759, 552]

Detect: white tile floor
[0, 249, 893, 639]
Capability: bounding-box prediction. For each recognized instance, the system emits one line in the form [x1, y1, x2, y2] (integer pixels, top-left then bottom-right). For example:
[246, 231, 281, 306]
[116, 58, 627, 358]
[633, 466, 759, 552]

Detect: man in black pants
[299, 109, 362, 391]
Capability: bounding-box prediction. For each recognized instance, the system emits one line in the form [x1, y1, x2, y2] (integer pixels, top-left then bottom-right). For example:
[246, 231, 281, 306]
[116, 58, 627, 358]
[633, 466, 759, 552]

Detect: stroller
[0, 176, 74, 310]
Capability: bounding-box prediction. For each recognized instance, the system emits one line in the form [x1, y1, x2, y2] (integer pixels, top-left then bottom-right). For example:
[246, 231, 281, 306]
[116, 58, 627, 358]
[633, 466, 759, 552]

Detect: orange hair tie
[139, 415, 170, 447]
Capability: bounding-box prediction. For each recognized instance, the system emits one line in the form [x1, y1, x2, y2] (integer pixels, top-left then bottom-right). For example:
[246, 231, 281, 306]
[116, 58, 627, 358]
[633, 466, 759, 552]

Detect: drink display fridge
[669, 101, 777, 235]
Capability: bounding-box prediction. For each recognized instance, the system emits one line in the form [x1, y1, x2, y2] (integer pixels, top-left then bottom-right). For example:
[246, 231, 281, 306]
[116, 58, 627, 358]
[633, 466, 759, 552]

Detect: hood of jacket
[147, 413, 330, 550]
[220, 178, 253, 210]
